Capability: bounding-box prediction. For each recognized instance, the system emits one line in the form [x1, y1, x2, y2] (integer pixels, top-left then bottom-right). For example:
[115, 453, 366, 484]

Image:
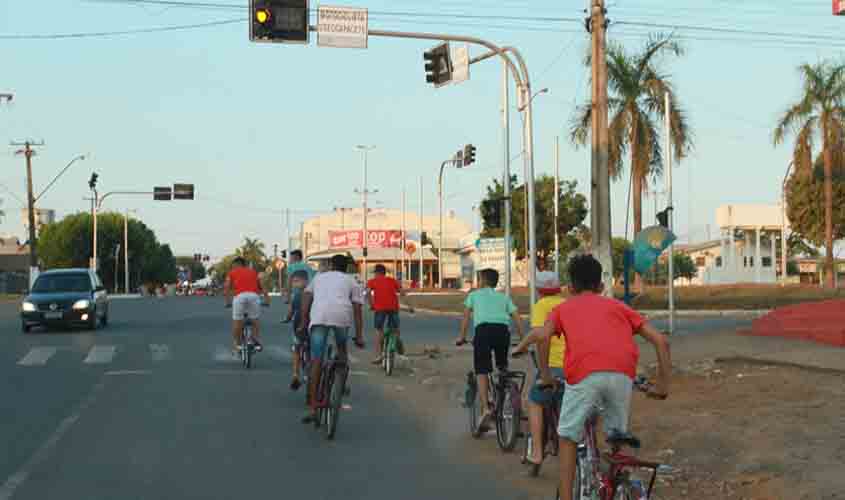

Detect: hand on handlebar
[455, 337, 468, 347]
[635, 376, 668, 400]
[353, 337, 366, 349]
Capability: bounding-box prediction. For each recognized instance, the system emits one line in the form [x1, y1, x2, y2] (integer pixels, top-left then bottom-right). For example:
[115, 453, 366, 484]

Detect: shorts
[472, 323, 510, 375]
[310, 325, 349, 361]
[233, 292, 261, 321]
[557, 372, 632, 443]
[529, 367, 565, 405]
[374, 310, 400, 330]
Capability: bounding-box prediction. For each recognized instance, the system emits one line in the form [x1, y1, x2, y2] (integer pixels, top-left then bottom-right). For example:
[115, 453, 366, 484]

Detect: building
[675, 204, 786, 285]
[794, 257, 845, 286]
[0, 237, 30, 294]
[293, 207, 471, 287]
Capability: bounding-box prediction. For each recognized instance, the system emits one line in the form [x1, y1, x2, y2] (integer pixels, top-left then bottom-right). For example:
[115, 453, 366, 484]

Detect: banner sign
[329, 230, 404, 248]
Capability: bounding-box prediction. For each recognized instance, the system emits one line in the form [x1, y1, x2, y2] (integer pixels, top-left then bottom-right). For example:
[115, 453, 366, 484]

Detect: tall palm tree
[774, 61, 845, 289]
[236, 237, 267, 269]
[571, 33, 692, 248]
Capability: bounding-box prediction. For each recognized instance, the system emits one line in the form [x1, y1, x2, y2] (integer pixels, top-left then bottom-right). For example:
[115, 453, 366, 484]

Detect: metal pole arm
[97, 191, 154, 209]
[34, 155, 86, 203]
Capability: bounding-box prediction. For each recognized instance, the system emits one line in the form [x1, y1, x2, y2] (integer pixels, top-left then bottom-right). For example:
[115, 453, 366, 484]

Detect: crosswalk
[14, 343, 360, 368]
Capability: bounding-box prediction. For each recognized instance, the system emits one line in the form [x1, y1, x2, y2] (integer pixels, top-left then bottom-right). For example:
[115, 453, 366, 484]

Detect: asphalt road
[0, 297, 751, 500]
[0, 297, 536, 500]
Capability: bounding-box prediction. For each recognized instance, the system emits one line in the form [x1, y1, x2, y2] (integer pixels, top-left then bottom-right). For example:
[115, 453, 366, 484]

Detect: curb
[411, 307, 770, 319]
[715, 355, 845, 375]
[109, 294, 143, 300]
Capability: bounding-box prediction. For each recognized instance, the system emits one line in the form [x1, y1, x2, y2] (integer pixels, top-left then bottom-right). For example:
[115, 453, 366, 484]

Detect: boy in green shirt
[456, 268, 524, 431]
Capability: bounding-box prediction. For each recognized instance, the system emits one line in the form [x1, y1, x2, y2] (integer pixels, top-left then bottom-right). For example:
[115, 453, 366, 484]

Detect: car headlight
[21, 302, 36, 312]
[72, 300, 91, 310]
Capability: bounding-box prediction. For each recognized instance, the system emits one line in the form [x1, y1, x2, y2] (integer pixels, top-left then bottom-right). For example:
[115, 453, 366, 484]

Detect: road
[0, 297, 536, 500]
[0, 297, 751, 500]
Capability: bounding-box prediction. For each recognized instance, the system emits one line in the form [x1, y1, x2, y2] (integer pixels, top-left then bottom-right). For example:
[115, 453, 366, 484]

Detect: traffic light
[280, 250, 287, 259]
[250, 0, 309, 44]
[656, 207, 671, 228]
[173, 183, 195, 200]
[463, 144, 476, 167]
[193, 253, 202, 261]
[88, 173, 98, 190]
[154, 186, 172, 201]
[482, 199, 503, 230]
[423, 42, 453, 88]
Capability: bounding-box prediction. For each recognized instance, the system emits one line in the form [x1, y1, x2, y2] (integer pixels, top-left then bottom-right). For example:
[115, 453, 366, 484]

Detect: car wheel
[21, 322, 31, 333]
[87, 314, 98, 331]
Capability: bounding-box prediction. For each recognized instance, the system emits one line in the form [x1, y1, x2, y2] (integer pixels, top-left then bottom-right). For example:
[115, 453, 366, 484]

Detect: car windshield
[32, 274, 92, 293]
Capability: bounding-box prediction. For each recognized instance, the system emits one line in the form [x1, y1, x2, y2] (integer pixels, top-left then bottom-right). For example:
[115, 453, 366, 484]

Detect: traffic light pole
[438, 158, 460, 289]
[502, 62, 512, 297]
[92, 191, 154, 272]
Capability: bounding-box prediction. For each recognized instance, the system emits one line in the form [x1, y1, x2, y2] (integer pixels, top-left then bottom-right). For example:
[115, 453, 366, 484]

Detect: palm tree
[236, 237, 267, 270]
[571, 33, 692, 257]
[774, 61, 845, 289]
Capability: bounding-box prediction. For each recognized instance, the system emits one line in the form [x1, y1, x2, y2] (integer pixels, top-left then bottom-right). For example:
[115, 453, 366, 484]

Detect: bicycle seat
[606, 430, 641, 450]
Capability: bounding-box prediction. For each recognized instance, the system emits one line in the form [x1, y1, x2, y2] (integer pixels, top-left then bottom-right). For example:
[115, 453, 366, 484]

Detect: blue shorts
[529, 367, 565, 405]
[374, 310, 400, 330]
[309, 325, 349, 361]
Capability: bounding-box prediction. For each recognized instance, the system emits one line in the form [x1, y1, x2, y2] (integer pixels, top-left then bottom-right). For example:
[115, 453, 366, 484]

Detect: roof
[674, 239, 722, 254]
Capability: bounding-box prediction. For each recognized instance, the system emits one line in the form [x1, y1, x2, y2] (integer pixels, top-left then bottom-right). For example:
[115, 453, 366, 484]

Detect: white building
[677, 204, 787, 285]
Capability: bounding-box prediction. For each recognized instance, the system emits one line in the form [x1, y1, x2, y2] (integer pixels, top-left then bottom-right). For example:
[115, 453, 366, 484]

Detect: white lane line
[266, 345, 292, 362]
[105, 370, 152, 376]
[212, 345, 239, 363]
[149, 344, 171, 362]
[17, 347, 58, 366]
[83, 345, 117, 364]
[0, 379, 107, 500]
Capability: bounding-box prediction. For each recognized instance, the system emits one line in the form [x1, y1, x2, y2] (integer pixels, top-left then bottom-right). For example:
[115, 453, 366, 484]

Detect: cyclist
[513, 254, 671, 500]
[284, 249, 314, 322]
[288, 269, 310, 391]
[366, 264, 407, 364]
[456, 268, 524, 432]
[523, 271, 566, 468]
[299, 254, 365, 423]
[224, 256, 269, 353]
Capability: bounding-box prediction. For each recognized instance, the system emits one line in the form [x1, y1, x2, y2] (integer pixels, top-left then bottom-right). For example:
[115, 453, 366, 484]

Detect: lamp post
[354, 145, 377, 281]
[35, 154, 88, 204]
[781, 162, 793, 286]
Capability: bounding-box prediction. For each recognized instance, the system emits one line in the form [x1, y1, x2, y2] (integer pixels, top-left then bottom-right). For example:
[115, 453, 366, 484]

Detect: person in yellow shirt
[524, 271, 566, 468]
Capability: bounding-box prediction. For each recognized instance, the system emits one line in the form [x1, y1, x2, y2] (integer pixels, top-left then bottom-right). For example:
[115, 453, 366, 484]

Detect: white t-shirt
[306, 271, 364, 328]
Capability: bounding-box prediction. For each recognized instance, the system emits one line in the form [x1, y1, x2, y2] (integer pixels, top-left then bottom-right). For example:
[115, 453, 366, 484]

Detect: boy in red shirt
[366, 264, 408, 364]
[513, 254, 671, 500]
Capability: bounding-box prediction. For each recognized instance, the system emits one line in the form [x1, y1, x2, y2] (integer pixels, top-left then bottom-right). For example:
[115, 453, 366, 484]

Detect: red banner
[329, 230, 404, 249]
[836, 0, 845, 15]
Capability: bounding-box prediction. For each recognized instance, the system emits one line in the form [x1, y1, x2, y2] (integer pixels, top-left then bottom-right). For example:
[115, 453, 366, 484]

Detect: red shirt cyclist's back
[228, 266, 260, 296]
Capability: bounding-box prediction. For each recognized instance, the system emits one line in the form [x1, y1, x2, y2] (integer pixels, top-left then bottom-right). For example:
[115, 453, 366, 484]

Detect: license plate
[44, 312, 63, 320]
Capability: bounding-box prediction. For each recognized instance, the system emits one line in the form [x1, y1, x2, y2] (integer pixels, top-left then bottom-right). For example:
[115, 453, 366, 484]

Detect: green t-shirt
[464, 287, 517, 329]
[287, 262, 315, 281]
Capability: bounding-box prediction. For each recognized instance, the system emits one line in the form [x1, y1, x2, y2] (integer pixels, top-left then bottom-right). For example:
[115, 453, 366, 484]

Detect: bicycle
[459, 338, 526, 452]
[225, 302, 268, 369]
[557, 376, 665, 500]
[516, 347, 563, 477]
[381, 325, 398, 376]
[312, 329, 352, 440]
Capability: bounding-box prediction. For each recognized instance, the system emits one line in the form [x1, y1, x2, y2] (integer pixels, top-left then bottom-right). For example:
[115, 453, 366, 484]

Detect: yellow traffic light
[255, 8, 270, 24]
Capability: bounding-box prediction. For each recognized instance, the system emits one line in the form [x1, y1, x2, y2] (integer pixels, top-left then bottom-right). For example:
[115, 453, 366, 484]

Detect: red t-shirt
[367, 275, 400, 312]
[228, 266, 260, 296]
[549, 293, 644, 385]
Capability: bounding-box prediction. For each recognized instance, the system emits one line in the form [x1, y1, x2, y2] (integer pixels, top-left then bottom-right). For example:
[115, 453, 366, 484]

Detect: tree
[480, 175, 588, 266]
[211, 238, 273, 290]
[774, 60, 845, 288]
[570, 33, 692, 258]
[37, 211, 176, 291]
[611, 238, 632, 281]
[236, 237, 268, 270]
[653, 252, 697, 285]
[784, 152, 845, 249]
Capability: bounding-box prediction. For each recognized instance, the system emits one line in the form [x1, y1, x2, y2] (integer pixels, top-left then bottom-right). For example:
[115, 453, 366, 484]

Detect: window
[716, 257, 723, 267]
[762, 257, 772, 267]
[695, 257, 706, 267]
[749, 257, 755, 267]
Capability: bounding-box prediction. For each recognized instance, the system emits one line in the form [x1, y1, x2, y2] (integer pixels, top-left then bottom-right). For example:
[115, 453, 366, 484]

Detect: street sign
[835, 0, 845, 15]
[451, 45, 469, 84]
[477, 237, 507, 290]
[153, 187, 172, 201]
[173, 183, 195, 200]
[317, 6, 368, 48]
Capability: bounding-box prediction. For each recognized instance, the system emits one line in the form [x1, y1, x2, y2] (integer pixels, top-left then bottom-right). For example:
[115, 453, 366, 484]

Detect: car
[20, 268, 109, 333]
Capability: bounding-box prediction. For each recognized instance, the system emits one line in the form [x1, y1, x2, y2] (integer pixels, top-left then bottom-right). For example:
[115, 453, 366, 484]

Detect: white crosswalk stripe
[17, 347, 58, 366]
[149, 344, 171, 362]
[83, 345, 117, 364]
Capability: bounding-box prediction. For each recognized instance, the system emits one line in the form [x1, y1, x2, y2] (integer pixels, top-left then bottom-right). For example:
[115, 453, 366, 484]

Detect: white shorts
[233, 292, 261, 321]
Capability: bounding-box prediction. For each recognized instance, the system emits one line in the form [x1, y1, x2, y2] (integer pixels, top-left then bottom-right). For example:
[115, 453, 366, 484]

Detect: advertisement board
[329, 230, 404, 248]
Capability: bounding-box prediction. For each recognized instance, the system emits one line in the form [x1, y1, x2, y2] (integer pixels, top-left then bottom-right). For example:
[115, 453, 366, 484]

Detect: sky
[1, 0, 844, 260]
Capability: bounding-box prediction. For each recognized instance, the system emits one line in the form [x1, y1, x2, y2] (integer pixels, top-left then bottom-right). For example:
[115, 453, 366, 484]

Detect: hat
[536, 271, 561, 294]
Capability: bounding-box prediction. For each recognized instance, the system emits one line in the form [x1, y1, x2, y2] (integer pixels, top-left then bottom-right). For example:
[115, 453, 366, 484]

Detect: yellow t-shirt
[530, 295, 566, 369]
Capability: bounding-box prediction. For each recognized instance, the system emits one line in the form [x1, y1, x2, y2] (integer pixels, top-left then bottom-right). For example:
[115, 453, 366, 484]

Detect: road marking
[83, 345, 117, 364]
[149, 344, 171, 362]
[17, 347, 58, 366]
[212, 345, 239, 363]
[350, 370, 369, 377]
[266, 345, 292, 362]
[105, 370, 152, 376]
[0, 379, 107, 500]
[348, 354, 360, 365]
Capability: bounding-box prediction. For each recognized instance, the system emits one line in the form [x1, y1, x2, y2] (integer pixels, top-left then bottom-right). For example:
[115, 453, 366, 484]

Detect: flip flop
[290, 378, 301, 391]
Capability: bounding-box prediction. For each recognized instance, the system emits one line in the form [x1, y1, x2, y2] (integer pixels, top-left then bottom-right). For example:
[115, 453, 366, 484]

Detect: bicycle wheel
[612, 479, 643, 500]
[572, 447, 590, 500]
[463, 372, 479, 436]
[385, 335, 395, 376]
[325, 364, 346, 440]
[495, 382, 521, 452]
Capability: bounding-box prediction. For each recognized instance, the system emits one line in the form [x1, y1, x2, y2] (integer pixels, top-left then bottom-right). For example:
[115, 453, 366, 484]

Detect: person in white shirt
[299, 254, 365, 423]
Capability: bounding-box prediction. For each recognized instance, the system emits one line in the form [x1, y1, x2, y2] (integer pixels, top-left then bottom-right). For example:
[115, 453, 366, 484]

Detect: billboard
[329, 230, 404, 249]
[836, 0, 845, 15]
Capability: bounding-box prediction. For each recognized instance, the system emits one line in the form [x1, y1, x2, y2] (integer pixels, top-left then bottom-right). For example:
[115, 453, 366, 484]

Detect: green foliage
[174, 256, 207, 282]
[211, 237, 275, 290]
[612, 238, 633, 279]
[480, 175, 588, 265]
[785, 155, 845, 247]
[37, 211, 176, 291]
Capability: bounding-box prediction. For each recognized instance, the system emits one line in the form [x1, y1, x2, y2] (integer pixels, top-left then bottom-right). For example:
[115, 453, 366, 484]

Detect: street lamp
[35, 154, 88, 203]
[354, 145, 377, 281]
[781, 162, 793, 286]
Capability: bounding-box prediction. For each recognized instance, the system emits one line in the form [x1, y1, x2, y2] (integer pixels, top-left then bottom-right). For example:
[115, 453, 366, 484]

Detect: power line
[0, 18, 245, 40]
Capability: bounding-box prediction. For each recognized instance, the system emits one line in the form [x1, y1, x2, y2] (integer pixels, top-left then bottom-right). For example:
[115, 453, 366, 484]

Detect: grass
[409, 285, 845, 314]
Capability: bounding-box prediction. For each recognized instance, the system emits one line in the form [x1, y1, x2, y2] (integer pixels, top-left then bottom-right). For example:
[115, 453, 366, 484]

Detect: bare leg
[231, 319, 244, 349]
[528, 401, 544, 463]
[558, 438, 577, 500]
[307, 360, 322, 413]
[251, 319, 261, 343]
[477, 373, 491, 415]
[374, 329, 384, 358]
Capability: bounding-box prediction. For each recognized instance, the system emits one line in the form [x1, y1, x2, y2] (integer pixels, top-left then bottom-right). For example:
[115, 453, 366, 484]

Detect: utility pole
[665, 92, 675, 334]
[419, 176, 424, 288]
[11, 140, 45, 287]
[355, 145, 377, 281]
[502, 62, 513, 297]
[589, 0, 614, 294]
[554, 136, 560, 276]
[114, 244, 121, 293]
[124, 210, 131, 294]
[401, 187, 406, 284]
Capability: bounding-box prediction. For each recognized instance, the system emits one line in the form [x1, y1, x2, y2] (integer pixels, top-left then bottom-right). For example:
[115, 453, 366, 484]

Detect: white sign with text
[317, 6, 368, 48]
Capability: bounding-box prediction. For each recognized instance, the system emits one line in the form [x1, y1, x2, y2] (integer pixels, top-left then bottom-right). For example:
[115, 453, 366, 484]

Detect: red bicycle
[558, 377, 665, 500]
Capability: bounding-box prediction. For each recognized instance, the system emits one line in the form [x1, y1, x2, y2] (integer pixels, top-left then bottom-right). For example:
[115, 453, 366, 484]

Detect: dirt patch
[364, 344, 845, 500]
